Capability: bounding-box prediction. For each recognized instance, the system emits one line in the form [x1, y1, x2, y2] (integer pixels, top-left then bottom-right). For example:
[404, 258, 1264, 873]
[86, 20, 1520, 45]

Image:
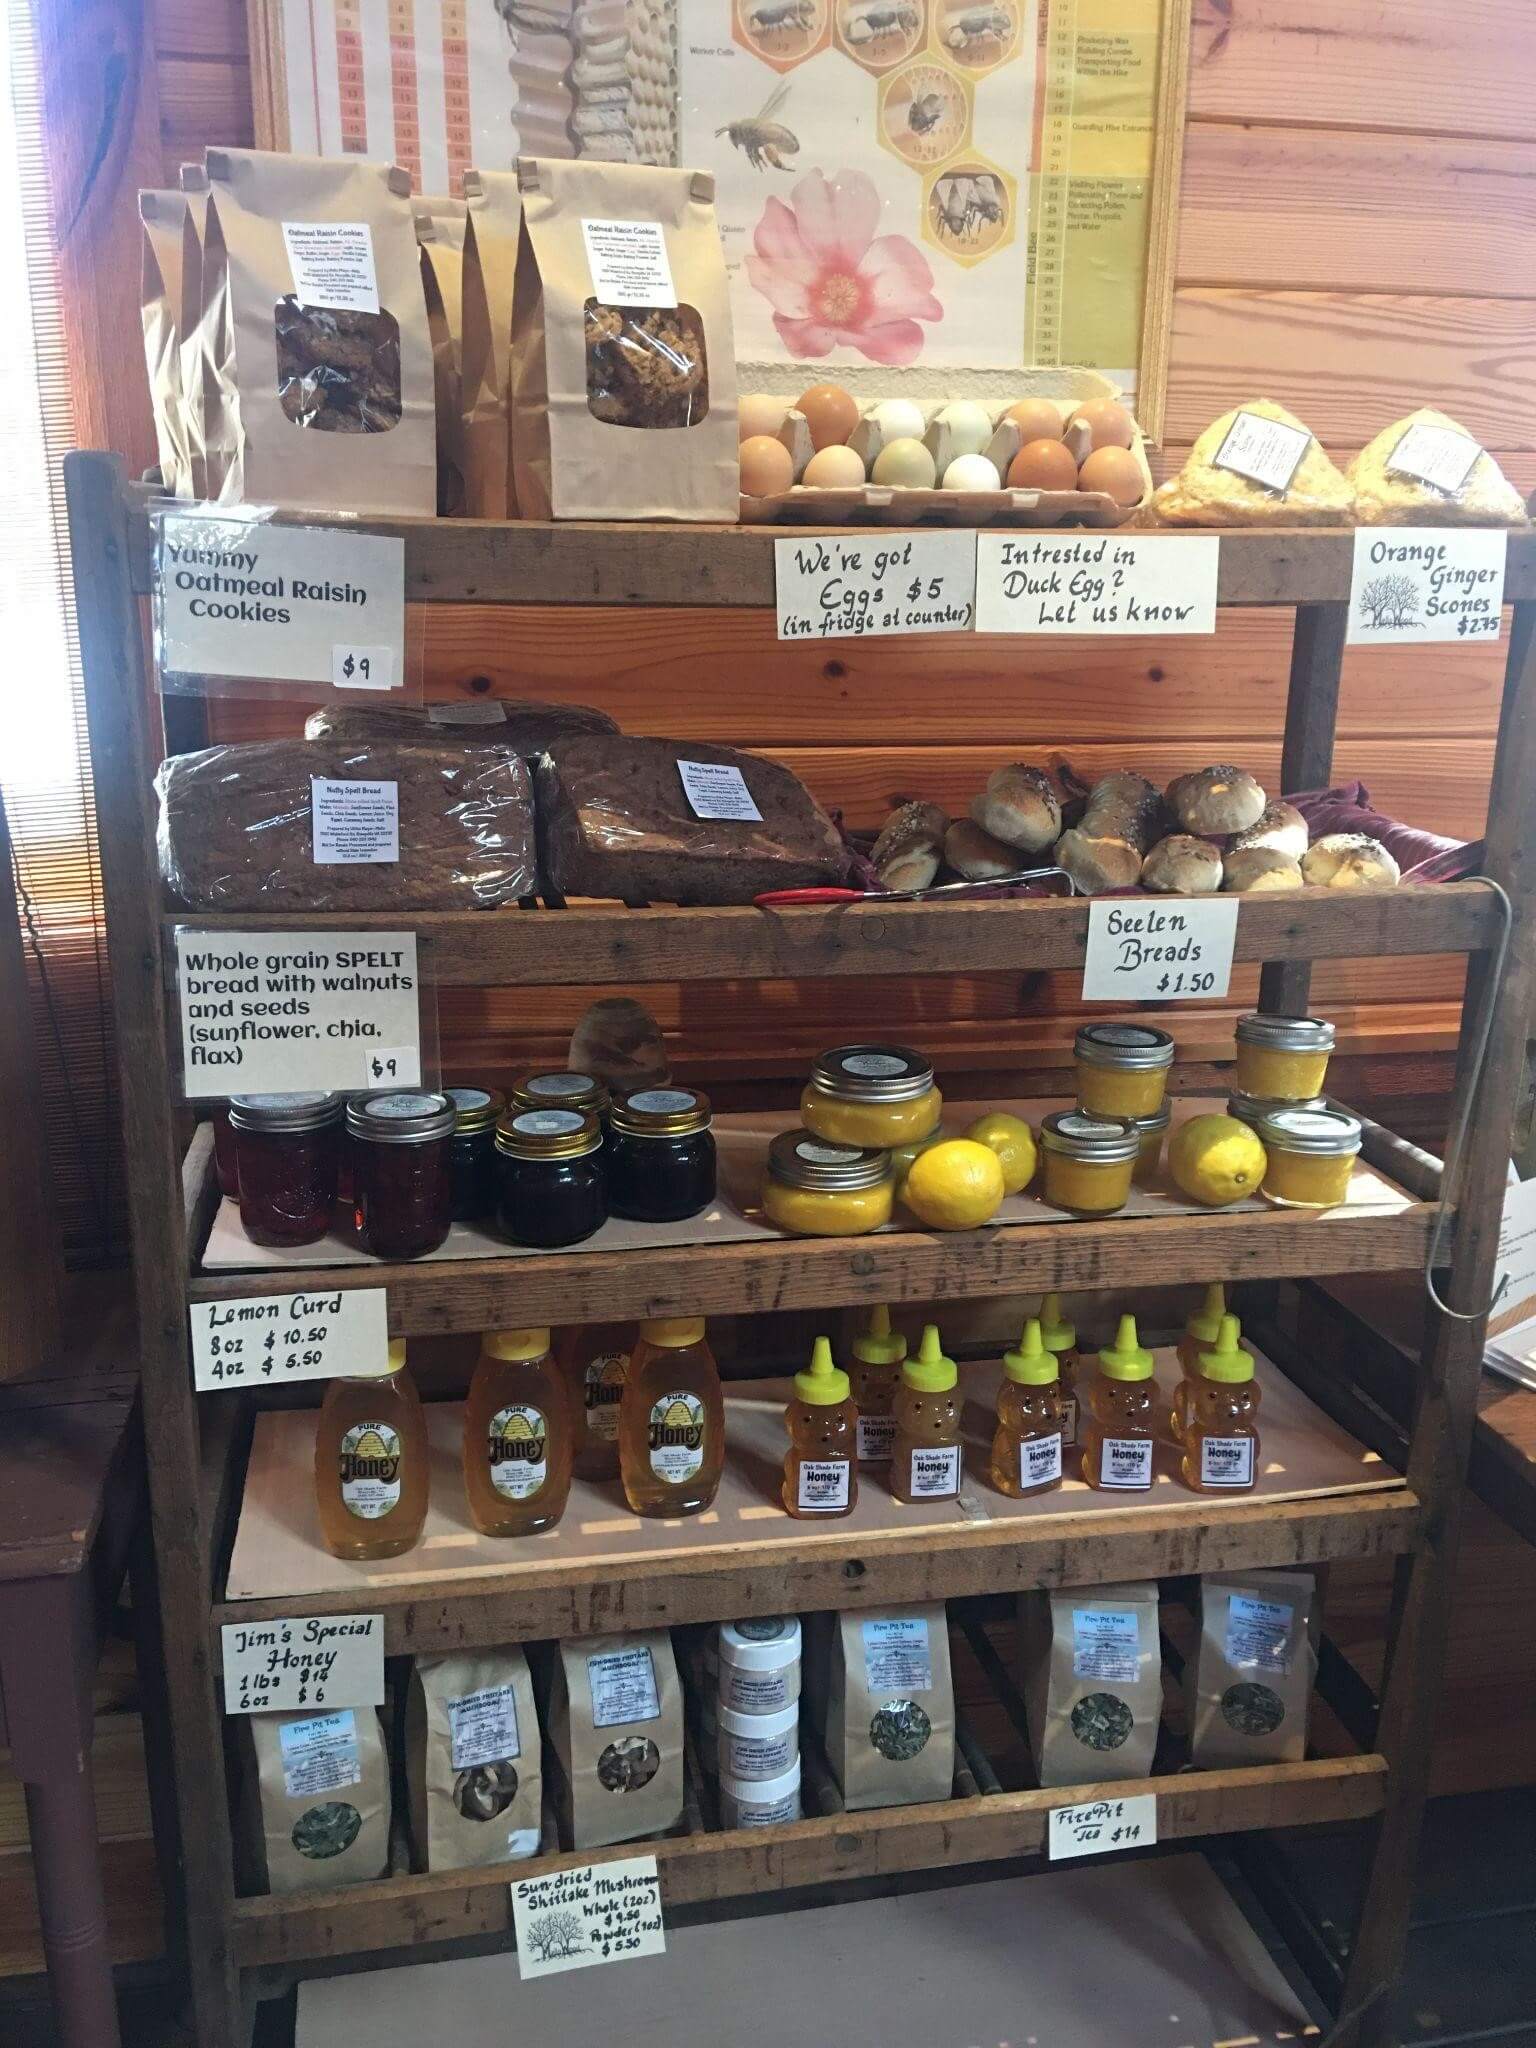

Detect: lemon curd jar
[1226, 1091, 1324, 1138]
[800, 1045, 942, 1152]
[1233, 1014, 1335, 1104]
[1039, 1111, 1140, 1218]
[1073, 1023, 1175, 1121]
[761, 1131, 894, 1237]
[1258, 1106, 1361, 1210]
[1130, 1103, 1171, 1189]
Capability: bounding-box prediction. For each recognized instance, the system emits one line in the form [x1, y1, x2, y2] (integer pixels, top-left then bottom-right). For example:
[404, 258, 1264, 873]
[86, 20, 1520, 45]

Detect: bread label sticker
[1386, 423, 1483, 498]
[1049, 1793, 1156, 1862]
[175, 927, 421, 1098]
[279, 1710, 362, 1798]
[974, 533, 1218, 635]
[311, 777, 399, 865]
[677, 759, 763, 822]
[776, 531, 976, 640]
[1212, 410, 1310, 494]
[582, 218, 676, 307]
[222, 1613, 384, 1715]
[281, 221, 380, 313]
[511, 1853, 666, 1979]
[1081, 897, 1238, 1003]
[1347, 527, 1507, 645]
[428, 699, 509, 725]
[155, 512, 405, 692]
[189, 1286, 390, 1393]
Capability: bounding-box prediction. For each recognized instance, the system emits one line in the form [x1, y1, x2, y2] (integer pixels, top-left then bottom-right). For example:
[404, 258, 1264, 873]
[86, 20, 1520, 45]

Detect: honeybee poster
[254, 0, 1183, 411]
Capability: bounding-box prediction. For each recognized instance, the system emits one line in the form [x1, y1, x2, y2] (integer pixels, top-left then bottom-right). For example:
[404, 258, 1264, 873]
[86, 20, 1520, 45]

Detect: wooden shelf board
[230, 1752, 1388, 1969]
[163, 882, 1498, 988]
[127, 506, 1536, 609]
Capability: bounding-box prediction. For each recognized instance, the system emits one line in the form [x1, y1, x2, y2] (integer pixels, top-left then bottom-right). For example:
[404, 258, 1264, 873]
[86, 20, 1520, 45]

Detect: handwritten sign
[975, 533, 1219, 635]
[511, 1854, 666, 1979]
[775, 532, 975, 640]
[175, 928, 420, 1099]
[1081, 896, 1238, 1002]
[221, 1614, 384, 1715]
[190, 1287, 389, 1392]
[1048, 1793, 1157, 1861]
[1347, 527, 1507, 646]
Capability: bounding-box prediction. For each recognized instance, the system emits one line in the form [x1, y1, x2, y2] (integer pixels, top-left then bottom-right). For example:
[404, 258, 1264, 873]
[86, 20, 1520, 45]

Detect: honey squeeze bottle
[989, 1317, 1065, 1498]
[619, 1317, 725, 1518]
[315, 1337, 429, 1560]
[1080, 1314, 1157, 1494]
[1180, 1314, 1262, 1494]
[782, 1337, 858, 1518]
[1038, 1292, 1083, 1446]
[463, 1327, 573, 1537]
[889, 1324, 963, 1504]
[846, 1304, 907, 1464]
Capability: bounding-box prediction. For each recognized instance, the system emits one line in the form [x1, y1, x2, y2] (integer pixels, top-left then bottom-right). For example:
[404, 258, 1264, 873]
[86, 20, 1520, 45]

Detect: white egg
[942, 452, 1002, 492]
[738, 392, 787, 441]
[935, 401, 994, 458]
[867, 398, 927, 443]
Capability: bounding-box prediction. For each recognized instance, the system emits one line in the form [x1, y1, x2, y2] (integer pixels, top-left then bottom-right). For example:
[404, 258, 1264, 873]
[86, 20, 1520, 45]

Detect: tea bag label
[907, 1444, 961, 1497]
[677, 759, 763, 823]
[796, 1458, 851, 1512]
[862, 1617, 932, 1695]
[449, 1684, 522, 1770]
[587, 1647, 661, 1730]
[582, 218, 677, 308]
[311, 778, 399, 865]
[1072, 1608, 1141, 1684]
[856, 1414, 896, 1462]
[1096, 1435, 1154, 1489]
[1225, 1593, 1295, 1674]
[282, 220, 380, 314]
[511, 1853, 666, 1979]
[1387, 422, 1483, 497]
[1199, 1435, 1255, 1488]
[1212, 409, 1310, 494]
[1022, 1434, 1063, 1488]
[278, 1710, 361, 1798]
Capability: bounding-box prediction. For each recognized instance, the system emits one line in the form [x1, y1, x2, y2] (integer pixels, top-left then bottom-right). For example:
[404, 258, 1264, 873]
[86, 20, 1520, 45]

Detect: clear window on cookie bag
[584, 301, 710, 430]
[275, 296, 403, 434]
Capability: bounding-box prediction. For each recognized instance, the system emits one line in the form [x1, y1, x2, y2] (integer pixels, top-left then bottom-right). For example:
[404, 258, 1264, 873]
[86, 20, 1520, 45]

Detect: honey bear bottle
[989, 1317, 1065, 1498]
[846, 1304, 908, 1464]
[889, 1324, 963, 1504]
[782, 1336, 858, 1519]
[1181, 1314, 1262, 1494]
[1081, 1313, 1157, 1494]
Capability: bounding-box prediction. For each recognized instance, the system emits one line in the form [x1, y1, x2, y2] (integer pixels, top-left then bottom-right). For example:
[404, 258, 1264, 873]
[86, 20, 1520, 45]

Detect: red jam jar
[227, 1093, 343, 1248]
[212, 1105, 240, 1198]
[348, 1090, 456, 1260]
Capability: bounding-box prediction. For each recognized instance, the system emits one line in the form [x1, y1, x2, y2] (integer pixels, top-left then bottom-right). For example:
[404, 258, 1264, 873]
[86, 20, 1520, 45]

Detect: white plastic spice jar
[719, 1760, 802, 1830]
[717, 1615, 802, 1717]
[718, 1700, 799, 1783]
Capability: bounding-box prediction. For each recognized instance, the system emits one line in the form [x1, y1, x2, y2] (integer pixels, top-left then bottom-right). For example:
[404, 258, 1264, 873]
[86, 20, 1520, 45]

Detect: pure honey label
[338, 1420, 402, 1519]
[647, 1391, 705, 1484]
[488, 1405, 549, 1500]
[583, 1355, 627, 1443]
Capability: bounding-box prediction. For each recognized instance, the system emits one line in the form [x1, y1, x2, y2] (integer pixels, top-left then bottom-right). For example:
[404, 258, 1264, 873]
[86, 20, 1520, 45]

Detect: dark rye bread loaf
[157, 738, 536, 910]
[304, 698, 618, 754]
[536, 736, 847, 905]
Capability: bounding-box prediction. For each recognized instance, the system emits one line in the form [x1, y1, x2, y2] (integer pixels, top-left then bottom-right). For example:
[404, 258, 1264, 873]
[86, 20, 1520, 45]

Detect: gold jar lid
[610, 1085, 713, 1138]
[447, 1085, 507, 1136]
[1073, 1023, 1175, 1072]
[510, 1071, 610, 1119]
[1039, 1109, 1141, 1164]
[1236, 1013, 1335, 1054]
[494, 1108, 603, 1161]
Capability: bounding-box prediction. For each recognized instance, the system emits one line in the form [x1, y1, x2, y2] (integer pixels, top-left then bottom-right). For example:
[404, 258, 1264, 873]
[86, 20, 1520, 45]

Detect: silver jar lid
[1131, 1103, 1172, 1138]
[1236, 1013, 1336, 1054]
[228, 1092, 343, 1134]
[1256, 1106, 1362, 1155]
[1039, 1109, 1141, 1163]
[808, 1044, 934, 1103]
[346, 1089, 456, 1144]
[1227, 1090, 1324, 1132]
[766, 1130, 894, 1192]
[1073, 1023, 1175, 1072]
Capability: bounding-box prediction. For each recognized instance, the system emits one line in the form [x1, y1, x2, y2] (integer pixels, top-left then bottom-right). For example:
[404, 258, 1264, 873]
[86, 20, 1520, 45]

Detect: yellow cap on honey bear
[1003, 1317, 1059, 1386]
[795, 1335, 851, 1405]
[1039, 1292, 1076, 1353]
[901, 1323, 957, 1392]
[483, 1328, 550, 1361]
[1098, 1313, 1154, 1381]
[1185, 1283, 1227, 1348]
[852, 1303, 907, 1367]
[1198, 1313, 1254, 1383]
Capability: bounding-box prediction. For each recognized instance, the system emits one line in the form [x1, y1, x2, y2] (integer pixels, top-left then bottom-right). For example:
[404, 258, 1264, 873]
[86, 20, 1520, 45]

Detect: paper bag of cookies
[203, 148, 435, 516]
[511, 158, 738, 521]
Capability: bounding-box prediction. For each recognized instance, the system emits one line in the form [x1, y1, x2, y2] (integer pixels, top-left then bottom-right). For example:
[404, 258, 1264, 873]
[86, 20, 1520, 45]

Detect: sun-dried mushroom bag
[406, 1649, 543, 1872]
[203, 148, 434, 515]
[1020, 1582, 1163, 1788]
[1349, 407, 1527, 527]
[156, 738, 536, 912]
[511, 157, 737, 519]
[1186, 1570, 1317, 1769]
[1150, 399, 1352, 528]
[542, 1633, 684, 1851]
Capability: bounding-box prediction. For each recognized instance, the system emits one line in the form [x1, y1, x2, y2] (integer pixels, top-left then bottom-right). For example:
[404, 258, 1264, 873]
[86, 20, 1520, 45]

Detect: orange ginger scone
[1150, 398, 1352, 527]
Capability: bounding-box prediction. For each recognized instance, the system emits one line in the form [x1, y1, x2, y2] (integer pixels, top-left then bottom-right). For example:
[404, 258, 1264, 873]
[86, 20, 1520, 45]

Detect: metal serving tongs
[753, 865, 1078, 907]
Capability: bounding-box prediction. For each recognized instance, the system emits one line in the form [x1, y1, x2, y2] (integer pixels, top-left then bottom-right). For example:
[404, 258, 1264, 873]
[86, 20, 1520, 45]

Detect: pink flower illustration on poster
[745, 168, 943, 366]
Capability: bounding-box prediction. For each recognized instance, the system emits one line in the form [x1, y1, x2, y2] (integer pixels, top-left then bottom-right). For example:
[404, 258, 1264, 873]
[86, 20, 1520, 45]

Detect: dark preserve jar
[509, 1071, 611, 1131]
[227, 1093, 343, 1248]
[212, 1104, 239, 1199]
[606, 1086, 716, 1223]
[494, 1109, 607, 1248]
[348, 1090, 456, 1260]
[446, 1086, 507, 1223]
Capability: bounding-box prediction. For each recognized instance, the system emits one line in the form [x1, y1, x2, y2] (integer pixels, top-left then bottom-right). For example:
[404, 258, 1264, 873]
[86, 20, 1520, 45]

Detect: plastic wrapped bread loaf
[305, 699, 618, 755]
[1348, 407, 1527, 527]
[1150, 399, 1352, 528]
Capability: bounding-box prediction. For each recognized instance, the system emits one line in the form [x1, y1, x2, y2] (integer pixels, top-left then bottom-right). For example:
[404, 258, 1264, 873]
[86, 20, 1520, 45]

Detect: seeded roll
[1301, 833, 1401, 889]
[968, 763, 1062, 854]
[1167, 765, 1268, 836]
[944, 817, 1023, 881]
[1052, 771, 1163, 895]
[1142, 834, 1223, 894]
[1230, 800, 1308, 863]
[871, 801, 949, 893]
[1222, 848, 1305, 893]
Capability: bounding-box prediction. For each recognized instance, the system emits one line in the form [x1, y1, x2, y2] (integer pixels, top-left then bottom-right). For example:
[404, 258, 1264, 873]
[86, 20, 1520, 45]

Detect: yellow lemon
[890, 1128, 946, 1187]
[902, 1139, 1007, 1230]
[963, 1112, 1038, 1196]
[1168, 1113, 1267, 1207]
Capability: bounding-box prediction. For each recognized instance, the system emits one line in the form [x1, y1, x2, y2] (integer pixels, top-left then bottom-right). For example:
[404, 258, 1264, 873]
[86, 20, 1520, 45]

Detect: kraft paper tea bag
[248, 1706, 390, 1894]
[511, 157, 738, 521]
[815, 1605, 955, 1812]
[1021, 1583, 1163, 1788]
[545, 1632, 684, 1850]
[458, 168, 522, 517]
[138, 190, 190, 496]
[406, 1648, 543, 1871]
[1187, 1570, 1318, 1769]
[415, 199, 470, 517]
[203, 147, 435, 515]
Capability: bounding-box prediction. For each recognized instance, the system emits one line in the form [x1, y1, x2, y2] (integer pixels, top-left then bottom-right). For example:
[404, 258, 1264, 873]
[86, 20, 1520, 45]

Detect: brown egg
[1078, 444, 1145, 506]
[738, 393, 787, 441]
[1007, 438, 1079, 492]
[796, 382, 860, 451]
[739, 434, 796, 498]
[1002, 398, 1063, 443]
[1066, 398, 1136, 451]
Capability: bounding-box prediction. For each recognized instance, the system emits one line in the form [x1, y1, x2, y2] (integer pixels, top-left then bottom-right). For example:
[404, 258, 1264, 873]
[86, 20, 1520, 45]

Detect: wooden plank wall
[150, 0, 1536, 1120]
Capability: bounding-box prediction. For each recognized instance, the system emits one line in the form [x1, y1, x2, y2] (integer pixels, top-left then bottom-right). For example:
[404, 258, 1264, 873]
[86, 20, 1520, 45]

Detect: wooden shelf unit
[68, 455, 1536, 2048]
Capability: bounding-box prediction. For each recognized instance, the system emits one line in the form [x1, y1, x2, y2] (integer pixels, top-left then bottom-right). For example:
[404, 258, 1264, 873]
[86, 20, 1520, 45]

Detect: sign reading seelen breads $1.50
[1081, 897, 1238, 1003]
